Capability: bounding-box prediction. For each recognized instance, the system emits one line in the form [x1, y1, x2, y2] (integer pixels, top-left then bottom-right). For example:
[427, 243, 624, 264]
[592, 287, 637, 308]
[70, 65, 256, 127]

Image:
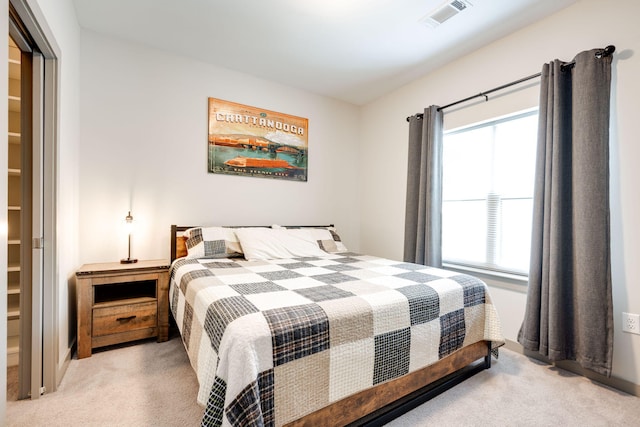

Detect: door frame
[9, 0, 59, 397]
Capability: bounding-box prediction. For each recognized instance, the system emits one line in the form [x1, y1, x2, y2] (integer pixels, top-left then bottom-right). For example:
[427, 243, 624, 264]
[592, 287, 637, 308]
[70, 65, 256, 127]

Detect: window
[442, 109, 538, 276]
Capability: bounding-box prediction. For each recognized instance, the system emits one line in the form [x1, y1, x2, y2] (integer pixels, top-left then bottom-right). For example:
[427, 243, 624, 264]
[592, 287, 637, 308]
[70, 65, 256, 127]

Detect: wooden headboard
[170, 224, 335, 262]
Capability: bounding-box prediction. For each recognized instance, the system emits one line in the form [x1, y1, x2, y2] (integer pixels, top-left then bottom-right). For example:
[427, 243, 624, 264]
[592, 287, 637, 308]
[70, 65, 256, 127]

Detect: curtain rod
[406, 45, 616, 122]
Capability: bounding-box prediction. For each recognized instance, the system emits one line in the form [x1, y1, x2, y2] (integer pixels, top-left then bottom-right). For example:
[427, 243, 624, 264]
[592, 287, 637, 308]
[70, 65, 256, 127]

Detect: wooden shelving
[7, 36, 22, 367]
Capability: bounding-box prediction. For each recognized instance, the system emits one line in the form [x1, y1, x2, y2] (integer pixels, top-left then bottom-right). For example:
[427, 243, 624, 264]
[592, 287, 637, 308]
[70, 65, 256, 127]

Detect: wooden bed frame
[169, 225, 492, 426]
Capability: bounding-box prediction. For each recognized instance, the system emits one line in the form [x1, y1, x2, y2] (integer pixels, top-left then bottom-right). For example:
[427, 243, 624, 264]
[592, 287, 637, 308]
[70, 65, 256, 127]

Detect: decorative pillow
[235, 227, 330, 261]
[183, 227, 243, 259]
[176, 235, 189, 259]
[272, 225, 348, 253]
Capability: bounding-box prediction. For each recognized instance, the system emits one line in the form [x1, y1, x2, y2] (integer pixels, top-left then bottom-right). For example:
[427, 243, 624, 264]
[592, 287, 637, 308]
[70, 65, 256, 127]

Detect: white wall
[360, 0, 640, 386]
[78, 31, 361, 264]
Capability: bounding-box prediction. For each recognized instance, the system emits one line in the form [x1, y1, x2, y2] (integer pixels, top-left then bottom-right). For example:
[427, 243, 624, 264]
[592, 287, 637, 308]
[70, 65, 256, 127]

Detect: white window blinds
[442, 109, 538, 275]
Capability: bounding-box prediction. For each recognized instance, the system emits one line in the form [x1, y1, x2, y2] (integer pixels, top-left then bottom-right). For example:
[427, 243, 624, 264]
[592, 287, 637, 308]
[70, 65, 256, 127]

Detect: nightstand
[75, 259, 171, 359]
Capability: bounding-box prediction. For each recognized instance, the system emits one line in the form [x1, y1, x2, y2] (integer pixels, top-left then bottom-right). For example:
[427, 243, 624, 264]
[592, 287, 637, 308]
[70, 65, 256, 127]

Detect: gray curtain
[518, 49, 614, 376]
[404, 106, 443, 267]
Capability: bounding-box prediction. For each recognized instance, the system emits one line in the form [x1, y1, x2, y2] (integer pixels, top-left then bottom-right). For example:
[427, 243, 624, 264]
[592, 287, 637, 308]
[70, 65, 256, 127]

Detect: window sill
[442, 262, 528, 292]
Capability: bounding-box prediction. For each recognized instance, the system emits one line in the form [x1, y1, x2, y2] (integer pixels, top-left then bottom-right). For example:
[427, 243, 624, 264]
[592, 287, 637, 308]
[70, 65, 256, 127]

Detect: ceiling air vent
[421, 0, 473, 28]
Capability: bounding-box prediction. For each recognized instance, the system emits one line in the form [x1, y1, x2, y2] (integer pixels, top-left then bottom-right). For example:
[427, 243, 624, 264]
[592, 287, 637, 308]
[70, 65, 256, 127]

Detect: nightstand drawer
[92, 300, 157, 337]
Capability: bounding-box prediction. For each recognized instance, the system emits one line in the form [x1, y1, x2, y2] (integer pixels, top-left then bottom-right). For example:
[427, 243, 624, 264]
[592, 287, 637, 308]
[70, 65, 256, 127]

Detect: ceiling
[72, 0, 577, 105]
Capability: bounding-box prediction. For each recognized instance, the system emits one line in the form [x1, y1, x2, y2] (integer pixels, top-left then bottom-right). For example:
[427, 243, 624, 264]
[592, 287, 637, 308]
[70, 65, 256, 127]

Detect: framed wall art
[208, 98, 309, 182]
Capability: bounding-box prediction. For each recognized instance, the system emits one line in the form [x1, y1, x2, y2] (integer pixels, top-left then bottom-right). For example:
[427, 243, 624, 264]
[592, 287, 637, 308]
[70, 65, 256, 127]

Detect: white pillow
[235, 227, 330, 260]
[183, 227, 243, 259]
[271, 225, 348, 253]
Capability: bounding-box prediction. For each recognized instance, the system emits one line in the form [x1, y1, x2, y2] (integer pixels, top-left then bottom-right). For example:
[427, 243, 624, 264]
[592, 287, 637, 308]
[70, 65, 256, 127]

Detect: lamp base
[120, 258, 138, 264]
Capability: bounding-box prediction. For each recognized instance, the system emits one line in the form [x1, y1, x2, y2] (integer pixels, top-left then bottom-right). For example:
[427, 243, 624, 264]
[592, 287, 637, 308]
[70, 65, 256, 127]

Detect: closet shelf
[7, 336, 19, 350]
[8, 95, 21, 113]
[8, 132, 21, 144]
[9, 58, 20, 79]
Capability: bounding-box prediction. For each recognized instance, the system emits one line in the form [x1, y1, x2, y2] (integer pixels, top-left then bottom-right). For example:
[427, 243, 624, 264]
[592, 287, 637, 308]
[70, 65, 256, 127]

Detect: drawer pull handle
[116, 315, 137, 322]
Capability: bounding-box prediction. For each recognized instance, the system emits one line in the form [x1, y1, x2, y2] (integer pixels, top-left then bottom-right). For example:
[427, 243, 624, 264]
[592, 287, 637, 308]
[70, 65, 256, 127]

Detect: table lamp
[120, 211, 138, 264]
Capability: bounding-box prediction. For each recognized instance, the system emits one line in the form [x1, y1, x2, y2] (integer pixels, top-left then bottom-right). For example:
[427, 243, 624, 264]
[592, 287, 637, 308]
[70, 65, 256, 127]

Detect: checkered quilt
[169, 253, 503, 427]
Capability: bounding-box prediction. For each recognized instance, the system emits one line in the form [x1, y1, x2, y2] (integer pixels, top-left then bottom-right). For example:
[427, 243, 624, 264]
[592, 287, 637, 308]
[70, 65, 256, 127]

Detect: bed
[169, 224, 503, 426]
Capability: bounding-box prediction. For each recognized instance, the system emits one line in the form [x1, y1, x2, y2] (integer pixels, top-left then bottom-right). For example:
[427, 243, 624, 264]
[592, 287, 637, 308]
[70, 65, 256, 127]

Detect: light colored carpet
[6, 337, 640, 426]
[7, 338, 203, 426]
[386, 351, 640, 427]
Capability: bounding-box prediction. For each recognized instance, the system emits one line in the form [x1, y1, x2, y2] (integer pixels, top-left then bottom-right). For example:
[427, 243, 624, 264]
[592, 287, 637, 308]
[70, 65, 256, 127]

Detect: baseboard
[55, 338, 75, 390]
[504, 339, 640, 397]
